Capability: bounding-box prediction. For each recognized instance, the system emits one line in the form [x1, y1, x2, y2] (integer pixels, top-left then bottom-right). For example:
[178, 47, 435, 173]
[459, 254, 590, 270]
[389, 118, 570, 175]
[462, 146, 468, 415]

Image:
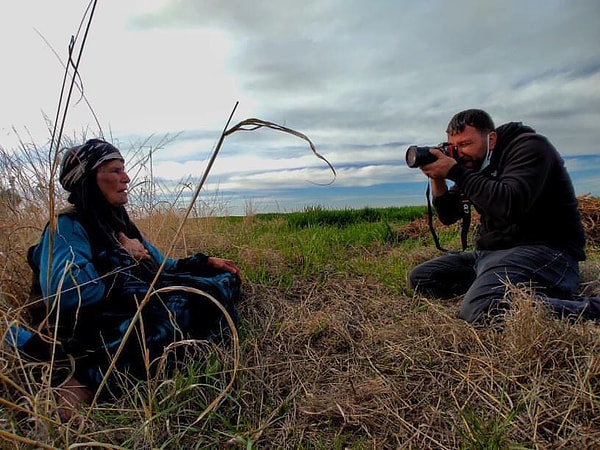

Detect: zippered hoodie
[433, 122, 586, 260]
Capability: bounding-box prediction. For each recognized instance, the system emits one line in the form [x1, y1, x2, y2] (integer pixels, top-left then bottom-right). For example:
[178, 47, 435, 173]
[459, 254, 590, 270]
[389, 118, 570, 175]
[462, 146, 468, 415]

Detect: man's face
[96, 159, 130, 206]
[447, 125, 491, 170]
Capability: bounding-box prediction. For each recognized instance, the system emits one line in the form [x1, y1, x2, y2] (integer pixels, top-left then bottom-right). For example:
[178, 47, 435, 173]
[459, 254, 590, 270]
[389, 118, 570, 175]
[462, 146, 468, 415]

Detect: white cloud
[1, 0, 599, 212]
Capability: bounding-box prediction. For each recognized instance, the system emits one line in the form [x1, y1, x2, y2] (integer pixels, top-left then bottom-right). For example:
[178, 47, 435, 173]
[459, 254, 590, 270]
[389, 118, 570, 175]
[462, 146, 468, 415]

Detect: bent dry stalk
[86, 102, 337, 422]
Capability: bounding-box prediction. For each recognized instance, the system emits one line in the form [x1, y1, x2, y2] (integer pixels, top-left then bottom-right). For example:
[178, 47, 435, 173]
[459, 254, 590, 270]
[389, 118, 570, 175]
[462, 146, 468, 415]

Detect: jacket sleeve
[35, 215, 106, 310]
[173, 253, 210, 273]
[446, 134, 553, 224]
[142, 239, 178, 271]
[142, 239, 209, 273]
[432, 185, 465, 225]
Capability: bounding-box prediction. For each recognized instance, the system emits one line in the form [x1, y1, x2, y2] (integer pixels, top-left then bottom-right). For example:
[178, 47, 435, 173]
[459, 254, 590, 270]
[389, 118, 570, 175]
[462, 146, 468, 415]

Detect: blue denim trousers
[408, 244, 582, 323]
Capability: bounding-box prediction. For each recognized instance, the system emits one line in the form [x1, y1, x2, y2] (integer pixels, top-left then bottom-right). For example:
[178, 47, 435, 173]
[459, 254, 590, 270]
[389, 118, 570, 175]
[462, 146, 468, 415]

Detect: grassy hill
[1, 203, 599, 449]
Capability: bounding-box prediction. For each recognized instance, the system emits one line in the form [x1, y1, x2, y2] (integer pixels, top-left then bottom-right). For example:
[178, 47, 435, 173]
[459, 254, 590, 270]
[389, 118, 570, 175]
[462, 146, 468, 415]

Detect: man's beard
[457, 157, 479, 169]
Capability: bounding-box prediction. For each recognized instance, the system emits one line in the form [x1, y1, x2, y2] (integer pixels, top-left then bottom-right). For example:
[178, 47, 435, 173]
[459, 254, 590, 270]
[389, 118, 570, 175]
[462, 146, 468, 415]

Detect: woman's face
[96, 159, 130, 206]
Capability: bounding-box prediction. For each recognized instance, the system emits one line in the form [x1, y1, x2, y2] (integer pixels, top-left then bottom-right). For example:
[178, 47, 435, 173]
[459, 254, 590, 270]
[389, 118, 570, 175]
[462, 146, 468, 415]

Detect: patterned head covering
[59, 139, 124, 192]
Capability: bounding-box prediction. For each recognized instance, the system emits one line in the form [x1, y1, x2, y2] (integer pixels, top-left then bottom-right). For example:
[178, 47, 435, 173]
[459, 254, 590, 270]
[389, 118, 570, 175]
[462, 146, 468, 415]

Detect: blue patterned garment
[8, 138, 242, 398]
[21, 215, 241, 399]
[72, 249, 241, 396]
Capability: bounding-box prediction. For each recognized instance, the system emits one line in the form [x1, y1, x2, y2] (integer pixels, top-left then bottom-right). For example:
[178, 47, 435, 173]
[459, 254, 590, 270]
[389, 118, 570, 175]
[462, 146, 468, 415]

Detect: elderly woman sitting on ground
[7, 139, 242, 419]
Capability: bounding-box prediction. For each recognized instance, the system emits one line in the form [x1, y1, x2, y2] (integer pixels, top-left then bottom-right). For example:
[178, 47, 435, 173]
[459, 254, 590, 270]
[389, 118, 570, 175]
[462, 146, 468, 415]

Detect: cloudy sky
[1, 0, 599, 215]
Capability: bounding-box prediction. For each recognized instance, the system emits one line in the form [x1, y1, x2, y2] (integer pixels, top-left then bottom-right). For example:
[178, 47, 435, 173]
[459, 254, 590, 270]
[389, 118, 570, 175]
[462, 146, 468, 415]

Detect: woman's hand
[117, 232, 150, 261]
[207, 256, 242, 281]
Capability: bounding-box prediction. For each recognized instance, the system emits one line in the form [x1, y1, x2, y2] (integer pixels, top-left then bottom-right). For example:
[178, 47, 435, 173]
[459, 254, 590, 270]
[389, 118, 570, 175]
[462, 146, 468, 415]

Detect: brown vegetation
[396, 194, 600, 248]
[579, 194, 600, 247]
[1, 196, 599, 448]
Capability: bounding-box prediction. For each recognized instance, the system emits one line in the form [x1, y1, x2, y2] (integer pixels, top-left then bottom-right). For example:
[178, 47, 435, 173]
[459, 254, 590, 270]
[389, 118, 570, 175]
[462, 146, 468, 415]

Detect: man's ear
[488, 130, 498, 150]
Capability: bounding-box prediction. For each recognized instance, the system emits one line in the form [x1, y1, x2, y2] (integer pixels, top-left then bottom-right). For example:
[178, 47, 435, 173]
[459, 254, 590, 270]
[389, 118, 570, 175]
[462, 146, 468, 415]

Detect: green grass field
[1, 202, 599, 449]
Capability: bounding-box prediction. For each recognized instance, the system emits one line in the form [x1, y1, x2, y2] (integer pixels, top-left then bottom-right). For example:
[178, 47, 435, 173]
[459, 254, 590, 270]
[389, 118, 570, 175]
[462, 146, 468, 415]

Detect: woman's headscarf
[58, 139, 144, 261]
[59, 139, 124, 192]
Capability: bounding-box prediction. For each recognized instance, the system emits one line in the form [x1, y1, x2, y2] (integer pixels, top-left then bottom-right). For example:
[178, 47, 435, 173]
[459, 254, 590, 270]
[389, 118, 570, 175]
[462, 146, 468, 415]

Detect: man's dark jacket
[433, 122, 586, 261]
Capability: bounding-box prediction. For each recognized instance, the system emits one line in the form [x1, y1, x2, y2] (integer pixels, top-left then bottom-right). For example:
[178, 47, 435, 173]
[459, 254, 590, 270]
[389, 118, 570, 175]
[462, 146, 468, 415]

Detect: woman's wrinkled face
[96, 159, 130, 206]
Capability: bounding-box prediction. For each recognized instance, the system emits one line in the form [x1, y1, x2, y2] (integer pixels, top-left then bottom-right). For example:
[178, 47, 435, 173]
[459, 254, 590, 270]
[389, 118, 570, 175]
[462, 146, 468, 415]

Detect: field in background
[1, 198, 599, 448]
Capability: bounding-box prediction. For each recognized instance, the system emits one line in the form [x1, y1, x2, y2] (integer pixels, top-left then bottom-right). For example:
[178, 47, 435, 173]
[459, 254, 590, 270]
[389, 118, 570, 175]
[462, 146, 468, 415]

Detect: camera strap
[425, 182, 470, 253]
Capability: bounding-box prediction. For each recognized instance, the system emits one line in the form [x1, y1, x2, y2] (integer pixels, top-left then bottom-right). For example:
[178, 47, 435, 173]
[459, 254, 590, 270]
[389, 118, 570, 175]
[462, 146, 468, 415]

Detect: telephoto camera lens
[405, 145, 437, 168]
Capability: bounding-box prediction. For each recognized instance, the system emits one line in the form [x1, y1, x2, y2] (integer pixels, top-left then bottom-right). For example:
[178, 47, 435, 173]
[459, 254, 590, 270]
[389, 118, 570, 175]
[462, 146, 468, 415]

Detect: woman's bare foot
[55, 376, 94, 422]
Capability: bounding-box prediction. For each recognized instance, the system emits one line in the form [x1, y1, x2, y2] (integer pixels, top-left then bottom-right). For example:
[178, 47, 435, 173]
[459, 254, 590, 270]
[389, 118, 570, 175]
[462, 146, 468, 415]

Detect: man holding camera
[408, 108, 599, 324]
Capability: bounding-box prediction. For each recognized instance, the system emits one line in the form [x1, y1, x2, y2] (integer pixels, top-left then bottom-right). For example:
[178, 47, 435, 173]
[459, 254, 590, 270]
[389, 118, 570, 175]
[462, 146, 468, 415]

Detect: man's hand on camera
[420, 149, 457, 180]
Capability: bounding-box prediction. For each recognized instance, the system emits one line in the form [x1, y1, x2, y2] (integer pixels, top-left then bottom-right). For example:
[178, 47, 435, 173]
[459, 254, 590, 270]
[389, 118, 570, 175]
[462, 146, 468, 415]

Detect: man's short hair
[446, 109, 495, 135]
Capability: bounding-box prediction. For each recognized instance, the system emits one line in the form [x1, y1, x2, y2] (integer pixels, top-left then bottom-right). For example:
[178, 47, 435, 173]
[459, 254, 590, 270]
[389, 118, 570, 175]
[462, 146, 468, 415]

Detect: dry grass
[237, 276, 600, 449]
[579, 194, 600, 247]
[1, 193, 599, 448]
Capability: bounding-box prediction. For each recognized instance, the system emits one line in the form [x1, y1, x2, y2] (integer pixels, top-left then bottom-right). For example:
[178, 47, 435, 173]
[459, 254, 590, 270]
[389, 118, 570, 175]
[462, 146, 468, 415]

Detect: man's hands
[419, 148, 458, 197]
[117, 232, 150, 261]
[419, 149, 457, 180]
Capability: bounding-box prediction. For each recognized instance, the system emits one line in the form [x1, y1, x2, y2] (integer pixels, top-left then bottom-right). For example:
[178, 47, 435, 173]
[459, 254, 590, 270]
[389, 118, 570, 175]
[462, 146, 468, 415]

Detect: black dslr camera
[405, 142, 458, 168]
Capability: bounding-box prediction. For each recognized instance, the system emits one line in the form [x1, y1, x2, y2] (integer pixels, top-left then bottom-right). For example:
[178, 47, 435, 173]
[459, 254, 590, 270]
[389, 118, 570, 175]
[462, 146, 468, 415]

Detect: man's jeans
[408, 244, 583, 323]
